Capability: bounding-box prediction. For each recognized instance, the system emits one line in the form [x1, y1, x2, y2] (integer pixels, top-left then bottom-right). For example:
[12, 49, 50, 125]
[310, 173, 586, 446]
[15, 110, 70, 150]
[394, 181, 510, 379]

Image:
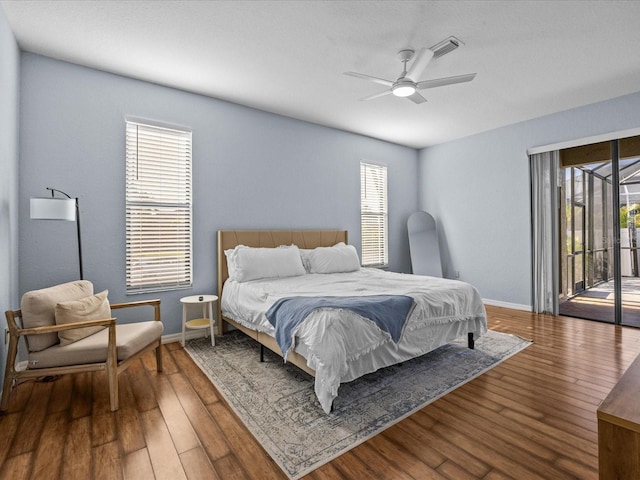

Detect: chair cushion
[55, 290, 110, 346]
[27, 321, 163, 369]
[21, 280, 94, 352]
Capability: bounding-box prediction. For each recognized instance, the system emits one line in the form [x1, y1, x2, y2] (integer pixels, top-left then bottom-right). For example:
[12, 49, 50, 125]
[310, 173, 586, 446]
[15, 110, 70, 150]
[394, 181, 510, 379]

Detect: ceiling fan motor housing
[397, 49, 415, 62]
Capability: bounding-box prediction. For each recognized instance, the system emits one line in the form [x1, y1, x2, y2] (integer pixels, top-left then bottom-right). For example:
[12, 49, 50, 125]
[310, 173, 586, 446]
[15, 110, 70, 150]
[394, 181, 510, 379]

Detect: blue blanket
[266, 295, 415, 359]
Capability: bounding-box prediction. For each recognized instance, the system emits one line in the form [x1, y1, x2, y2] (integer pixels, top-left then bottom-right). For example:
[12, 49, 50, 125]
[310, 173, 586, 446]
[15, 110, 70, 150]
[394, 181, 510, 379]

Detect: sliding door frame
[611, 140, 623, 325]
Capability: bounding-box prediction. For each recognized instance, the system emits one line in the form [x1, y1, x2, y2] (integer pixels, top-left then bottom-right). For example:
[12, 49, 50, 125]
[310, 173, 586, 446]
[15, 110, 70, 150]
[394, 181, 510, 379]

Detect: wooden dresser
[597, 353, 640, 479]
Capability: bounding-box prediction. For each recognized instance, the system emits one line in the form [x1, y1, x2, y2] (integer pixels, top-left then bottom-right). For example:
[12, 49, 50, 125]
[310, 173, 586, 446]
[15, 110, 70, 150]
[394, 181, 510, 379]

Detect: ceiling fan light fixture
[392, 83, 416, 97]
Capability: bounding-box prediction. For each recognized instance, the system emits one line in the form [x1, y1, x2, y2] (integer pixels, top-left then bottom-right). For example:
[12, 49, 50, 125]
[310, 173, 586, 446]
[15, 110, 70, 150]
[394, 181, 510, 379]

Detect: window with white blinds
[360, 161, 388, 267]
[125, 120, 192, 293]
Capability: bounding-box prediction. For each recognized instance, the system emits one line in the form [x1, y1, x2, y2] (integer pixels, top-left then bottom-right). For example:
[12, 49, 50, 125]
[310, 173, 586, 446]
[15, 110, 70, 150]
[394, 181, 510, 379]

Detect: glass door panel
[620, 157, 640, 327]
[559, 163, 615, 323]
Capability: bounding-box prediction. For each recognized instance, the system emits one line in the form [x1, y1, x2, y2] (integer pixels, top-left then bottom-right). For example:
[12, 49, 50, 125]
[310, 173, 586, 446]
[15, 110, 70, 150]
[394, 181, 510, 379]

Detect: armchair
[1, 280, 163, 412]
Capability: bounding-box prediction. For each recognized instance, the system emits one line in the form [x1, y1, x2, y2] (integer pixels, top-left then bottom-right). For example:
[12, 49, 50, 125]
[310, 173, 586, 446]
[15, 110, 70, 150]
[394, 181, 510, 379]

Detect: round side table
[180, 294, 218, 347]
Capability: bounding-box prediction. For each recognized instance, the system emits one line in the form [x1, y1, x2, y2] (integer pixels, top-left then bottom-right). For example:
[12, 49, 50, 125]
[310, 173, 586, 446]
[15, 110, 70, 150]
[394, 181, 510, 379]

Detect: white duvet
[221, 268, 487, 413]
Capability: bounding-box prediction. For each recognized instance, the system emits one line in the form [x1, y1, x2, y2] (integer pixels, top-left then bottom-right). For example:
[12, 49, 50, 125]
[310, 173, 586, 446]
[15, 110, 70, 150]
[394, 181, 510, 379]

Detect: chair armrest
[110, 299, 160, 309]
[15, 317, 116, 337]
[110, 299, 161, 322]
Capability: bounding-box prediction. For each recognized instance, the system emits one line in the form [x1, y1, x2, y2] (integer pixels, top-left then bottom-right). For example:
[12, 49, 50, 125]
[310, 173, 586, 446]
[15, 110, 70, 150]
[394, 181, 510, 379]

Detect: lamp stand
[46, 187, 83, 280]
[75, 198, 83, 280]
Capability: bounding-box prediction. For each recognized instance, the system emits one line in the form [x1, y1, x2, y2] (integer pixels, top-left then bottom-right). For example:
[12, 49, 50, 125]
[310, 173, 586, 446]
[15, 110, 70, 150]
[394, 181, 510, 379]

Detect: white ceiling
[3, 0, 640, 149]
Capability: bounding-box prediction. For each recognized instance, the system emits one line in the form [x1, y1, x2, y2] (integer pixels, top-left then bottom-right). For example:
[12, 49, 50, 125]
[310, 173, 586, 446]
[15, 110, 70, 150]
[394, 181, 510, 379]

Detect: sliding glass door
[558, 138, 640, 327]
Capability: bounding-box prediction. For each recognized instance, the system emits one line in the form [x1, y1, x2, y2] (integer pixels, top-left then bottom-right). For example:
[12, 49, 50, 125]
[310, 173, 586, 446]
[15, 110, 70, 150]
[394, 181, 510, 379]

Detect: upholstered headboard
[216, 230, 348, 296]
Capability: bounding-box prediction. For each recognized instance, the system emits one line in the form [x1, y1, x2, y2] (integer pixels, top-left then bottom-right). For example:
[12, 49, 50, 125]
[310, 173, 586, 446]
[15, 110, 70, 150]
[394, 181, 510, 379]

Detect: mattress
[221, 268, 487, 413]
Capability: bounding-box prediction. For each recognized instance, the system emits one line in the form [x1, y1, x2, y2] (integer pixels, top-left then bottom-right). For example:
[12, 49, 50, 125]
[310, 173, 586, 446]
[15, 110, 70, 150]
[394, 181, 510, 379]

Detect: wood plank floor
[1, 305, 640, 479]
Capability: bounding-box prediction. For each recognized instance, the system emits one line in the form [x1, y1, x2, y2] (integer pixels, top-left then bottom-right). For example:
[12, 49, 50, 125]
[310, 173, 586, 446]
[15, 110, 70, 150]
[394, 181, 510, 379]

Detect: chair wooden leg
[156, 340, 163, 372]
[108, 367, 118, 411]
[107, 325, 118, 411]
[0, 333, 19, 413]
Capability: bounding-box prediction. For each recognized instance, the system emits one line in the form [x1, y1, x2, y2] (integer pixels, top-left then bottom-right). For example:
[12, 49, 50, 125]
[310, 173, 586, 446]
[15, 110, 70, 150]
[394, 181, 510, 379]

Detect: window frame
[360, 161, 388, 267]
[125, 118, 193, 294]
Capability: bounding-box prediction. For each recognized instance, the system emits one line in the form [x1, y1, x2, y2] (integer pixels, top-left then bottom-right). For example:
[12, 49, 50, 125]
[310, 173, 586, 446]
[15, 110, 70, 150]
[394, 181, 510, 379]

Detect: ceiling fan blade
[344, 71, 394, 87]
[406, 48, 434, 82]
[417, 73, 476, 90]
[407, 92, 427, 104]
[359, 89, 393, 101]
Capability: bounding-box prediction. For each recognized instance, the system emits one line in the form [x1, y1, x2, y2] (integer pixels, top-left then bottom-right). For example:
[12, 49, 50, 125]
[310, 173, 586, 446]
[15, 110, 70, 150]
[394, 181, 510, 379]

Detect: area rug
[185, 330, 531, 479]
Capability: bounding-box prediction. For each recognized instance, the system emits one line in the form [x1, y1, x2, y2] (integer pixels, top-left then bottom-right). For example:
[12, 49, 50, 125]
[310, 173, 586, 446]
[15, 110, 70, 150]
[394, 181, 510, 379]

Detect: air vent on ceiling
[430, 36, 463, 59]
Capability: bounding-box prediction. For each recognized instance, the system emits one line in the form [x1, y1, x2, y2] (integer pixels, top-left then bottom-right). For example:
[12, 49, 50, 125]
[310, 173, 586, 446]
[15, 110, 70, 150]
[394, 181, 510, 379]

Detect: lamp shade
[30, 197, 76, 221]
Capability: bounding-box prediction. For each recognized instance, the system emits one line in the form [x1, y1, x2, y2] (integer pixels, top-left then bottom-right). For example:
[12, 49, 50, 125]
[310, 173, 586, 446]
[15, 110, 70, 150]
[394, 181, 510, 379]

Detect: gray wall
[418, 91, 640, 308]
[0, 5, 20, 393]
[19, 53, 418, 335]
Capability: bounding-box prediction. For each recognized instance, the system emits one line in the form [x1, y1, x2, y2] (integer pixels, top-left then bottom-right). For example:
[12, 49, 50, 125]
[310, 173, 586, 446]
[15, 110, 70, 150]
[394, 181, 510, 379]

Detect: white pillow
[307, 242, 361, 274]
[224, 245, 306, 282]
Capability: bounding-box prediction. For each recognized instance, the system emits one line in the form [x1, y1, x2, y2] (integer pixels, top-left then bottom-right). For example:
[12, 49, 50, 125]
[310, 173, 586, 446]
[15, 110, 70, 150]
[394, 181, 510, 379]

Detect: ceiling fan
[344, 37, 476, 104]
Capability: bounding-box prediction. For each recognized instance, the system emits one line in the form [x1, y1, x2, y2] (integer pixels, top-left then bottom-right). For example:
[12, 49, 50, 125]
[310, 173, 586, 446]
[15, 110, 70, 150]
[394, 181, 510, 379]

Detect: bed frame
[217, 229, 348, 376]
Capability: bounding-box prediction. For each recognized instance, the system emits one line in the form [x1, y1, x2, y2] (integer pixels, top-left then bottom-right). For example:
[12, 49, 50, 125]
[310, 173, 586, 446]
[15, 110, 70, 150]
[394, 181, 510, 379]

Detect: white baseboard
[482, 298, 531, 312]
[161, 329, 211, 345]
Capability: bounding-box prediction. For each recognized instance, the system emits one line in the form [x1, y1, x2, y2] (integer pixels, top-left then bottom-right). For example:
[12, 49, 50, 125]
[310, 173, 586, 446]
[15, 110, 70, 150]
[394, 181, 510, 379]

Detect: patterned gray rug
[185, 329, 531, 479]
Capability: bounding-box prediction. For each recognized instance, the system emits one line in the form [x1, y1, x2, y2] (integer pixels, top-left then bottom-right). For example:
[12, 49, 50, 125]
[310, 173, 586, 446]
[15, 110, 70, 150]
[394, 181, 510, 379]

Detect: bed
[217, 229, 487, 413]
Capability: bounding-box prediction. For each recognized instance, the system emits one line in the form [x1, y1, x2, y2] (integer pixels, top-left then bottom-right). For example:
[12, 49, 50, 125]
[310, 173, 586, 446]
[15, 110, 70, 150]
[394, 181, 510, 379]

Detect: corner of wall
[0, 3, 21, 399]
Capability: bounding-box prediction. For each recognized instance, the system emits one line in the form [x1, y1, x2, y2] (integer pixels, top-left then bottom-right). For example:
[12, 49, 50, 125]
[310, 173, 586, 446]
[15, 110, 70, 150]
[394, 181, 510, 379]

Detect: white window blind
[125, 120, 192, 293]
[360, 162, 388, 267]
